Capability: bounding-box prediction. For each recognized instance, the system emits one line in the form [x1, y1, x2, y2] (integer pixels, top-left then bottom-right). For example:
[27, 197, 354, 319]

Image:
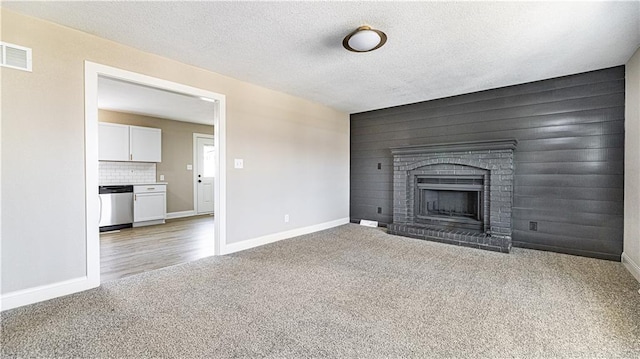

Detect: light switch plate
[186, 164, 193, 170]
[234, 159, 244, 169]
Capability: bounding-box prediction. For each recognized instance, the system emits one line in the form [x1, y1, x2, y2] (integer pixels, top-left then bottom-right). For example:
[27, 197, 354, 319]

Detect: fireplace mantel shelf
[390, 139, 518, 155]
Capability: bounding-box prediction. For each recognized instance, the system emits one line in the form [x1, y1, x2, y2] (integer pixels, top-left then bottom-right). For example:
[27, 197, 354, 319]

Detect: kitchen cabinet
[130, 126, 162, 162]
[133, 184, 166, 226]
[99, 122, 162, 162]
[98, 123, 130, 161]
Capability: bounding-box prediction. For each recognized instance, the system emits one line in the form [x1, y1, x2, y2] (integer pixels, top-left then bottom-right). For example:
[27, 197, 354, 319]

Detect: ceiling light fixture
[342, 25, 387, 53]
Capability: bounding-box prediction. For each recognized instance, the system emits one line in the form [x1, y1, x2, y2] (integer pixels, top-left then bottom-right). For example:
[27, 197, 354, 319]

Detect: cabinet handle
[134, 194, 137, 201]
[130, 154, 133, 160]
[147, 187, 155, 190]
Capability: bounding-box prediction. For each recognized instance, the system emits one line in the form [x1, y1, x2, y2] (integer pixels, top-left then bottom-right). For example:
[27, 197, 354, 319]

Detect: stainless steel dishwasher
[99, 185, 134, 232]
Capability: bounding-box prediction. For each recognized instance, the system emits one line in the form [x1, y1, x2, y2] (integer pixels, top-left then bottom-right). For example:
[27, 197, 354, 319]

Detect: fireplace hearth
[388, 140, 517, 253]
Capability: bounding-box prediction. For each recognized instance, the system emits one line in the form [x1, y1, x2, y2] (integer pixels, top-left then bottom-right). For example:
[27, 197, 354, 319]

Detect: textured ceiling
[4, 1, 640, 113]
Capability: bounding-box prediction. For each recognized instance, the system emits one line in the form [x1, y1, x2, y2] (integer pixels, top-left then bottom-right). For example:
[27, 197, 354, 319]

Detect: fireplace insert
[415, 176, 485, 232]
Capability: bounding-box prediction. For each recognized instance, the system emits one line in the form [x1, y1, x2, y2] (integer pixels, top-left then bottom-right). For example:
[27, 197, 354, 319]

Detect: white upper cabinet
[99, 122, 162, 162]
[99, 123, 130, 161]
[130, 125, 162, 162]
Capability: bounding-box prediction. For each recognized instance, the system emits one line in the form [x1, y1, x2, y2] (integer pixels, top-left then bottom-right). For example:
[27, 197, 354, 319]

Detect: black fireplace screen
[415, 176, 484, 228]
[419, 189, 481, 220]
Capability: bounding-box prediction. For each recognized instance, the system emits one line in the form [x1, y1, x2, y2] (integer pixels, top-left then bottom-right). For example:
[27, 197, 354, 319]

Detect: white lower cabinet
[133, 185, 166, 227]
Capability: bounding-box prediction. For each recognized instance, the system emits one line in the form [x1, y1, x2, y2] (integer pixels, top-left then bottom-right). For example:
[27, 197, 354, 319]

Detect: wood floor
[100, 215, 214, 282]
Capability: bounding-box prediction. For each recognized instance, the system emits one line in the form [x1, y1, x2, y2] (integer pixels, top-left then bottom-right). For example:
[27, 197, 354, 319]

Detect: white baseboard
[222, 217, 350, 255]
[622, 252, 640, 283]
[1, 276, 96, 312]
[166, 210, 197, 219]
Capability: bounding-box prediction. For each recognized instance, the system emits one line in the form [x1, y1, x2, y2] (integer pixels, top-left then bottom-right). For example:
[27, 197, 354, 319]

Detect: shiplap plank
[512, 208, 623, 228]
[515, 185, 623, 201]
[351, 115, 624, 144]
[515, 161, 623, 175]
[351, 91, 623, 129]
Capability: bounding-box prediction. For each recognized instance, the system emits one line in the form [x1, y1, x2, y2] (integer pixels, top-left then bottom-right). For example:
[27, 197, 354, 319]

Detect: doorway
[84, 61, 227, 287]
[194, 134, 215, 214]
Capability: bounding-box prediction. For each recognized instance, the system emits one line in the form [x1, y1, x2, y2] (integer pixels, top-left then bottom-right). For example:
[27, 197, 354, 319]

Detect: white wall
[623, 47, 640, 282]
[0, 9, 349, 301]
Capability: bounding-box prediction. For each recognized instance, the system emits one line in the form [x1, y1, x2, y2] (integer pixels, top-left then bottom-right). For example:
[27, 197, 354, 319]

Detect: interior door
[196, 136, 215, 214]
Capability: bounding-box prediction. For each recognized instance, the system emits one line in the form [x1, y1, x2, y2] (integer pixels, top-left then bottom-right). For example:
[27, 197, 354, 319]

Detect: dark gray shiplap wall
[350, 66, 624, 260]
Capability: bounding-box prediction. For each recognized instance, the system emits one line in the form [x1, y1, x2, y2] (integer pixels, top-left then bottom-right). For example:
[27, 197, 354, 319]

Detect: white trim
[0, 68, 3, 304]
[214, 98, 227, 256]
[1, 277, 90, 311]
[166, 210, 197, 219]
[85, 62, 226, 260]
[133, 219, 165, 228]
[622, 252, 640, 283]
[85, 63, 101, 290]
[83, 62, 226, 302]
[221, 217, 350, 255]
[193, 133, 215, 215]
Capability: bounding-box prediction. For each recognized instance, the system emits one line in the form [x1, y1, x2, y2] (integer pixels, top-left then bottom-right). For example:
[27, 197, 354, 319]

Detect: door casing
[85, 61, 227, 288]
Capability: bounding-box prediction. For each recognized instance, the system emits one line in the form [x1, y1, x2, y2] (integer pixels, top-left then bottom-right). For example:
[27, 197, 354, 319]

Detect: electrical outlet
[234, 159, 244, 169]
[284, 214, 289, 223]
[529, 221, 538, 231]
[159, 175, 165, 181]
[377, 207, 382, 214]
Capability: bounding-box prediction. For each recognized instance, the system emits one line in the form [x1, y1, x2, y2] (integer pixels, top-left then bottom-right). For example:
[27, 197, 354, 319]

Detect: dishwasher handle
[98, 195, 103, 225]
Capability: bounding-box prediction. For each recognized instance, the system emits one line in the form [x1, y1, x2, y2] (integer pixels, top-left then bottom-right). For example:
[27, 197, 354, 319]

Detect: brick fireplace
[387, 140, 517, 253]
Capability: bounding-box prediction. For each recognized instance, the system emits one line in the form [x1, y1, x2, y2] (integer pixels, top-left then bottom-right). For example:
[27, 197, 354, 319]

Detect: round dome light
[343, 26, 387, 53]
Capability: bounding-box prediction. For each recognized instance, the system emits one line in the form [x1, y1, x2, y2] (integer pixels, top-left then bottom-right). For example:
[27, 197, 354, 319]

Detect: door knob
[198, 180, 202, 183]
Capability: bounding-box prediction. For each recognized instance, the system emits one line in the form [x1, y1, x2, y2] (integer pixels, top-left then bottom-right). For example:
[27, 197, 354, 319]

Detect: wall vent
[1, 42, 32, 72]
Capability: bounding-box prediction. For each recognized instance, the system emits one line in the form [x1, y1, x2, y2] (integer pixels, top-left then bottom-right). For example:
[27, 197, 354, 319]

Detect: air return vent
[1, 42, 32, 72]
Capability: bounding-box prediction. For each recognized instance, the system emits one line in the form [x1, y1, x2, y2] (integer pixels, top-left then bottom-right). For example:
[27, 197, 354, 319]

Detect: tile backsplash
[99, 161, 156, 184]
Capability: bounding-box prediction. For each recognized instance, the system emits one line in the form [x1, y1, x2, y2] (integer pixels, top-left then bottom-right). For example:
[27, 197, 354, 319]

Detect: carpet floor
[2, 224, 639, 358]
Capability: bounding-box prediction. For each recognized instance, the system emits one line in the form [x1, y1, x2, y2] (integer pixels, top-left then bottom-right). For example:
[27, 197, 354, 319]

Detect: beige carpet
[2, 224, 639, 358]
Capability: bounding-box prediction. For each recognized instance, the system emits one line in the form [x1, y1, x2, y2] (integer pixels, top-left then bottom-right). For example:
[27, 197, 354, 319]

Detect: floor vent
[1, 42, 32, 72]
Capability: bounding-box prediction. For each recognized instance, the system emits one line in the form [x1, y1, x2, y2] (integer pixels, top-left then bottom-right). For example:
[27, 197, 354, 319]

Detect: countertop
[99, 182, 168, 187]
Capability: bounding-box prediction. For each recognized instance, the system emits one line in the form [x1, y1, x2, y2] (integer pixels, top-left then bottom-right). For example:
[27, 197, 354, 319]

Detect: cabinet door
[98, 123, 130, 161]
[134, 192, 166, 222]
[130, 126, 162, 162]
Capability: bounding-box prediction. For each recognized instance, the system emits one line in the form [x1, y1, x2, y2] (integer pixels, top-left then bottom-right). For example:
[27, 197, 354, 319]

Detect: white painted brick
[99, 161, 156, 184]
